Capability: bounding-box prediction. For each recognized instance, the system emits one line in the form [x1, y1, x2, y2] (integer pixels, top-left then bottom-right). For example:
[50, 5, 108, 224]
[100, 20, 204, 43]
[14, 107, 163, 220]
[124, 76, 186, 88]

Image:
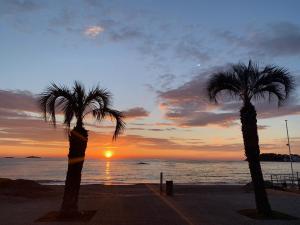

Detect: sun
[104, 150, 113, 159]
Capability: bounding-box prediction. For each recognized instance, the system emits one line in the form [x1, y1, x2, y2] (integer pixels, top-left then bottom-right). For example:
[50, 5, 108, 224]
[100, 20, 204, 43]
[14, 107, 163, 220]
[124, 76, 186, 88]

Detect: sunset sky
[1, 0, 300, 160]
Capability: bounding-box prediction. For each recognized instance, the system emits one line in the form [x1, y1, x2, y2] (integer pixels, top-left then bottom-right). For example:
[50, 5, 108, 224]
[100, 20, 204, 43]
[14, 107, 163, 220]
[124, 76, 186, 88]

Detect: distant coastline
[2, 156, 42, 159]
[259, 153, 300, 162]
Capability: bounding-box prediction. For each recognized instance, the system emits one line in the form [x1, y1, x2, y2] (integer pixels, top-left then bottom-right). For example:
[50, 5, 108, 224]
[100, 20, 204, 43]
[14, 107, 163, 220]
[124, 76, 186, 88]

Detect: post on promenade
[160, 172, 163, 194]
[297, 172, 300, 190]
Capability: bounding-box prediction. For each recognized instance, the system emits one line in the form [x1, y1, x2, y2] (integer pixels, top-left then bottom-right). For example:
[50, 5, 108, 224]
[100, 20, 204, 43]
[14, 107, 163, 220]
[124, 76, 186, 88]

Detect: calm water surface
[0, 158, 299, 185]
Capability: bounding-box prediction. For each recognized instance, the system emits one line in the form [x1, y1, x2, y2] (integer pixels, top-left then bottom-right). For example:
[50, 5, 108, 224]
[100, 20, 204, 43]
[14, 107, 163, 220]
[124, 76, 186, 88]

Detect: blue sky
[1, 0, 300, 159]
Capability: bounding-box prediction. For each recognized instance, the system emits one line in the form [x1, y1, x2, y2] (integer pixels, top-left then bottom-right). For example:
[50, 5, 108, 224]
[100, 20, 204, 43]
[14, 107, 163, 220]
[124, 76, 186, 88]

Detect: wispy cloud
[0, 0, 41, 16]
[84, 25, 104, 38]
[123, 107, 149, 119]
[217, 22, 300, 57]
[175, 38, 210, 62]
[0, 90, 38, 112]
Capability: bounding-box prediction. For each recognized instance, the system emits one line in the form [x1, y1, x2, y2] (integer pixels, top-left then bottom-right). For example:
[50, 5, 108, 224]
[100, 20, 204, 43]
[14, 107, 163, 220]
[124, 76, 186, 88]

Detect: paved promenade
[0, 184, 299, 225]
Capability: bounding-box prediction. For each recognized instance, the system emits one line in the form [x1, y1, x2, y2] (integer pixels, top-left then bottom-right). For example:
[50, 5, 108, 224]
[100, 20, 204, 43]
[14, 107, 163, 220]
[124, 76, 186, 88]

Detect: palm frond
[62, 101, 75, 128]
[256, 84, 285, 106]
[207, 60, 295, 106]
[232, 62, 247, 88]
[73, 81, 86, 118]
[39, 82, 126, 140]
[105, 108, 126, 140]
[207, 72, 241, 103]
[84, 87, 111, 119]
[39, 83, 73, 127]
[252, 64, 295, 105]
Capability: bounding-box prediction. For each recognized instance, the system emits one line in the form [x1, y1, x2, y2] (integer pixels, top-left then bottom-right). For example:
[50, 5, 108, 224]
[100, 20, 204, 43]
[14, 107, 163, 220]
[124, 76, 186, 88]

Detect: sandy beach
[0, 182, 299, 225]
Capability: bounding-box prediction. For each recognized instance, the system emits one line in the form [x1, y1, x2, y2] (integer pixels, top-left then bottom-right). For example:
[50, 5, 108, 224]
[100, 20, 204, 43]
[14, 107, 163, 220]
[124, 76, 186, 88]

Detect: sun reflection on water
[104, 161, 112, 185]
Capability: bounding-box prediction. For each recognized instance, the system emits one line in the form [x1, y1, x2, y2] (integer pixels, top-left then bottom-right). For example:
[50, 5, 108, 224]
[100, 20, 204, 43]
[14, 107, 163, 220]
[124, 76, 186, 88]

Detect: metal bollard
[166, 180, 173, 196]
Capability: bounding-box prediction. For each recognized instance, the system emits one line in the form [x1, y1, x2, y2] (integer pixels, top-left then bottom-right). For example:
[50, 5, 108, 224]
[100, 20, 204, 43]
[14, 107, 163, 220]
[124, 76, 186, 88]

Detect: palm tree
[207, 60, 294, 216]
[39, 81, 125, 217]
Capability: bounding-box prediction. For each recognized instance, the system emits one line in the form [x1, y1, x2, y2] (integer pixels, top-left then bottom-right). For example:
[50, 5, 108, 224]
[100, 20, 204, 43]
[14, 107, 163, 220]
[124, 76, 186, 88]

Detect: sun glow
[104, 150, 113, 159]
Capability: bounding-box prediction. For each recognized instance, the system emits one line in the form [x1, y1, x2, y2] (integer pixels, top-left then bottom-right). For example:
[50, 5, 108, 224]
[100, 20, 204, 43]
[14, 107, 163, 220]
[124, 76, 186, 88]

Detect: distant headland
[2, 156, 42, 159]
[259, 153, 300, 162]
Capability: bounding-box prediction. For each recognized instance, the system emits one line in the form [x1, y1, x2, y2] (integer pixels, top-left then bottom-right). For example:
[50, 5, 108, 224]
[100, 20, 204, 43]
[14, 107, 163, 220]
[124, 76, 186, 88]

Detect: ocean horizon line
[1, 156, 246, 162]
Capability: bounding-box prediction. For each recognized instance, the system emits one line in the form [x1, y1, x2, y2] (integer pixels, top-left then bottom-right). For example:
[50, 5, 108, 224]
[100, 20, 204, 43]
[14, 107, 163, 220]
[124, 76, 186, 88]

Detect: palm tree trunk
[240, 102, 272, 216]
[60, 126, 88, 216]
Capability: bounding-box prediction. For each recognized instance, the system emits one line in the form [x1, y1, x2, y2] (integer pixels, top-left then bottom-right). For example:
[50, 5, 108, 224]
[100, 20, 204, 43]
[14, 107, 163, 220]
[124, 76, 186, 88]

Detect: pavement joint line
[145, 184, 196, 225]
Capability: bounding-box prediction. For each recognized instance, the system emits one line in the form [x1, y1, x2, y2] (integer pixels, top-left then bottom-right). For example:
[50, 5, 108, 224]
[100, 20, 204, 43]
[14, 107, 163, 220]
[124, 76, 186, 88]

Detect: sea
[1, 158, 299, 185]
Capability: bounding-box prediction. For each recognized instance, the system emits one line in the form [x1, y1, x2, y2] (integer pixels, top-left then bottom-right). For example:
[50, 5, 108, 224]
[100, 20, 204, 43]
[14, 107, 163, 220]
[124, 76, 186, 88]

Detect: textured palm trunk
[240, 102, 271, 216]
[60, 126, 88, 216]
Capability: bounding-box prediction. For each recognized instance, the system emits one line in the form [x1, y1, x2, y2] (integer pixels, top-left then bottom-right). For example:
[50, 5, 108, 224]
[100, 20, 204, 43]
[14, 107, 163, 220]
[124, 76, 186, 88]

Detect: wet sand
[0, 184, 299, 225]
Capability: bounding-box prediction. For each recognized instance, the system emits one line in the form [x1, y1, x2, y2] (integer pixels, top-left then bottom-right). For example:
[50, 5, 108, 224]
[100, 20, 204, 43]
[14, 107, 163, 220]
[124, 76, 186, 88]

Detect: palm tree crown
[207, 60, 294, 105]
[39, 81, 125, 139]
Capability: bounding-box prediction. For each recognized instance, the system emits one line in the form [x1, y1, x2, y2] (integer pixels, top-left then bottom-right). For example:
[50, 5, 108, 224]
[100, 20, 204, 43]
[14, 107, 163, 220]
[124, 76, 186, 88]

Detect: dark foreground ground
[0, 183, 299, 225]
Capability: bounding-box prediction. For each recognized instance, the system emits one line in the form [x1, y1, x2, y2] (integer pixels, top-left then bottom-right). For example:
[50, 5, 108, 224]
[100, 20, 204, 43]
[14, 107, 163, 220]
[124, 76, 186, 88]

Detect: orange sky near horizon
[0, 143, 245, 160]
[1, 116, 297, 161]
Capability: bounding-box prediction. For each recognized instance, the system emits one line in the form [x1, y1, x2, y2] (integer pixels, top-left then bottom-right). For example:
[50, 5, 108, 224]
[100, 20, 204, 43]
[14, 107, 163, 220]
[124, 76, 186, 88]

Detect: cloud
[158, 65, 228, 127]
[171, 111, 238, 127]
[123, 107, 149, 119]
[0, 89, 241, 158]
[0, 1, 212, 68]
[158, 66, 300, 127]
[127, 127, 176, 132]
[0, 117, 66, 144]
[108, 26, 145, 42]
[254, 22, 300, 56]
[84, 25, 104, 38]
[84, 0, 103, 7]
[221, 96, 300, 119]
[0, 0, 41, 16]
[257, 102, 300, 119]
[175, 39, 210, 62]
[48, 9, 74, 32]
[0, 90, 38, 112]
[157, 73, 177, 89]
[218, 22, 300, 57]
[111, 134, 243, 153]
[0, 90, 64, 146]
[0, 90, 110, 154]
[257, 125, 269, 130]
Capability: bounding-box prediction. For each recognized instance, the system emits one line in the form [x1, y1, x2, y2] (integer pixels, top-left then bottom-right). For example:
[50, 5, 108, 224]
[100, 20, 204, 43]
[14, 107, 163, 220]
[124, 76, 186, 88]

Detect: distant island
[259, 153, 300, 162]
[26, 156, 41, 159]
[137, 162, 149, 165]
[3, 157, 14, 159]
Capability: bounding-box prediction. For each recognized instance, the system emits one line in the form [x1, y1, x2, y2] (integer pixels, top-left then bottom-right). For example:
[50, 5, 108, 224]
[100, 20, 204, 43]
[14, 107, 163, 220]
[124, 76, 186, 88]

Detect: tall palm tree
[207, 60, 294, 216]
[39, 81, 125, 216]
